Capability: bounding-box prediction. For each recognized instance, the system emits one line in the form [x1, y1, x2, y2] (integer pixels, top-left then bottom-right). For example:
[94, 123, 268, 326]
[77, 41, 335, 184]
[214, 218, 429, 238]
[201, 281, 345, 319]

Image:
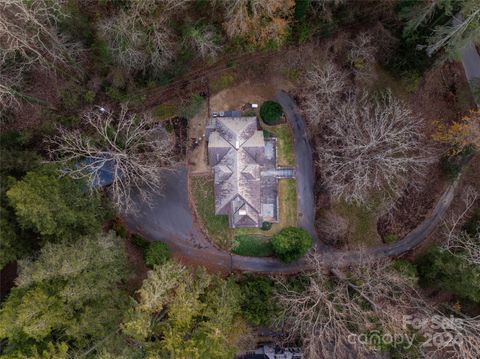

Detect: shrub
[131, 233, 149, 249]
[105, 86, 127, 102]
[294, 0, 310, 20]
[271, 227, 312, 263]
[261, 221, 272, 231]
[83, 90, 96, 104]
[61, 88, 82, 110]
[112, 220, 128, 239]
[440, 145, 475, 178]
[145, 242, 170, 267]
[152, 103, 177, 121]
[262, 129, 274, 138]
[238, 275, 278, 326]
[260, 101, 283, 125]
[391, 259, 418, 280]
[384, 233, 399, 244]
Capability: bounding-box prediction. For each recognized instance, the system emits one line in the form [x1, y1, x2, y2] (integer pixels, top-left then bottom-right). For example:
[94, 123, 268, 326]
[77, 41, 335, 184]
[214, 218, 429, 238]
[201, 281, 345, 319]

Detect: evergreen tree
[0, 232, 131, 357]
[7, 164, 107, 240]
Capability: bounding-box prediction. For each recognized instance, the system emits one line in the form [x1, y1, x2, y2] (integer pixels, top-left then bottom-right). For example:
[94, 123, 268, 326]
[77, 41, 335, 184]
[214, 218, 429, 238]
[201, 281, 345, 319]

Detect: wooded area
[0, 0, 479, 358]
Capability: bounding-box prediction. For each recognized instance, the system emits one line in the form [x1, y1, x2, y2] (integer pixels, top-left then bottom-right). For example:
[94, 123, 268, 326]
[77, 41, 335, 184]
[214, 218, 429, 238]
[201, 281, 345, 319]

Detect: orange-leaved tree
[432, 109, 480, 154]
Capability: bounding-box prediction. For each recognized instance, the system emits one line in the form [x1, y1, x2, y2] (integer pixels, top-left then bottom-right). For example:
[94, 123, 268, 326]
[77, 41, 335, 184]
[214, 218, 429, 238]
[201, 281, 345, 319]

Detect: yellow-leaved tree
[432, 109, 480, 154]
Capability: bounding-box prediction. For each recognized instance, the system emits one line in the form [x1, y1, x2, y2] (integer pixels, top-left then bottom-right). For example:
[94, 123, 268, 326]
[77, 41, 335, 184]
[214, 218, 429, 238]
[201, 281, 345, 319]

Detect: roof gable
[210, 117, 265, 226]
[217, 117, 257, 149]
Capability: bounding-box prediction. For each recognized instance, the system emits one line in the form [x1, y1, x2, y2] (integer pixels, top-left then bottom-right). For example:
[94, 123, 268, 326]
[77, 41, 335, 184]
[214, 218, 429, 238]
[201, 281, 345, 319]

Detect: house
[236, 345, 303, 359]
[206, 115, 294, 228]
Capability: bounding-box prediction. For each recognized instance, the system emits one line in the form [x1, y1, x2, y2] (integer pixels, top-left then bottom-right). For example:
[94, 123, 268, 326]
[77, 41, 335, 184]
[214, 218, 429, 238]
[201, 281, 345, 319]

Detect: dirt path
[132, 50, 280, 111]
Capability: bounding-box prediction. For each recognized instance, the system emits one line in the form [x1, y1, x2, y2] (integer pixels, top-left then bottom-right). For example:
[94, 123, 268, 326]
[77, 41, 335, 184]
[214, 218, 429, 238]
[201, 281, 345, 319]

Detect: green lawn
[260, 121, 295, 167]
[232, 235, 274, 257]
[190, 175, 233, 249]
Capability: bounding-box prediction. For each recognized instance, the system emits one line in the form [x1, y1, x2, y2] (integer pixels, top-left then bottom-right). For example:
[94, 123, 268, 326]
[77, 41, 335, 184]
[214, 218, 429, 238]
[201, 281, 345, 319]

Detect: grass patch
[152, 103, 177, 121]
[190, 175, 232, 249]
[232, 235, 273, 257]
[260, 121, 295, 167]
[384, 233, 399, 244]
[210, 73, 236, 94]
[179, 95, 204, 119]
[333, 200, 381, 247]
[236, 179, 297, 237]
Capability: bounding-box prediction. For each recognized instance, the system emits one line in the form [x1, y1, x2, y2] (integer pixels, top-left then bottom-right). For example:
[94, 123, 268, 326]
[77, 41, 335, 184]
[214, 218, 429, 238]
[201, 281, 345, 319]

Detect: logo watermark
[347, 331, 416, 349]
[347, 315, 464, 349]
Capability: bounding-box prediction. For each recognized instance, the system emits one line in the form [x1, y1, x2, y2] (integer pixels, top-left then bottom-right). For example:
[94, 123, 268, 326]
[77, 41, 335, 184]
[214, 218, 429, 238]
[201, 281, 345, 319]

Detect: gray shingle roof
[208, 117, 266, 227]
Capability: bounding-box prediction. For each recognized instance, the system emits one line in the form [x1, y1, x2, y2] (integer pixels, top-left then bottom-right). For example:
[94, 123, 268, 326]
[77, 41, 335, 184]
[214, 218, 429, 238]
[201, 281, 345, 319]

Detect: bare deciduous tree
[49, 105, 176, 212]
[426, 309, 480, 359]
[310, 0, 345, 21]
[222, 0, 294, 47]
[303, 62, 347, 129]
[0, 0, 79, 111]
[98, 8, 176, 75]
[277, 252, 480, 358]
[0, 0, 73, 70]
[347, 33, 377, 81]
[443, 186, 479, 266]
[185, 25, 223, 60]
[159, 0, 194, 12]
[316, 91, 432, 205]
[317, 211, 349, 246]
[275, 253, 430, 358]
[0, 70, 22, 113]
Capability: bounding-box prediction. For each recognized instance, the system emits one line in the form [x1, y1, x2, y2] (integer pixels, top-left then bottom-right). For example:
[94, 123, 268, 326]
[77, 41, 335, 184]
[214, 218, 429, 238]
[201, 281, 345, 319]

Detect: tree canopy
[144, 241, 170, 267]
[416, 245, 480, 303]
[271, 227, 312, 263]
[403, 0, 480, 57]
[6, 165, 107, 240]
[122, 262, 247, 358]
[0, 232, 131, 357]
[260, 100, 284, 125]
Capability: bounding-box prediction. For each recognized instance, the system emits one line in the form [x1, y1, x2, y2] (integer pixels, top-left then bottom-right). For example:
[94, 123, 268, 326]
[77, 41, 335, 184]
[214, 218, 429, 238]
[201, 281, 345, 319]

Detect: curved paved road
[123, 93, 460, 274]
[125, 172, 458, 273]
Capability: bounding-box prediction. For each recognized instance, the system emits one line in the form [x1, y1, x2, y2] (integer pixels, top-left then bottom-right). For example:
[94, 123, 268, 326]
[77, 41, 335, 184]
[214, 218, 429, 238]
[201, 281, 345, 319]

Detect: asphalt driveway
[275, 90, 318, 243]
[124, 167, 212, 250]
[123, 94, 460, 274]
